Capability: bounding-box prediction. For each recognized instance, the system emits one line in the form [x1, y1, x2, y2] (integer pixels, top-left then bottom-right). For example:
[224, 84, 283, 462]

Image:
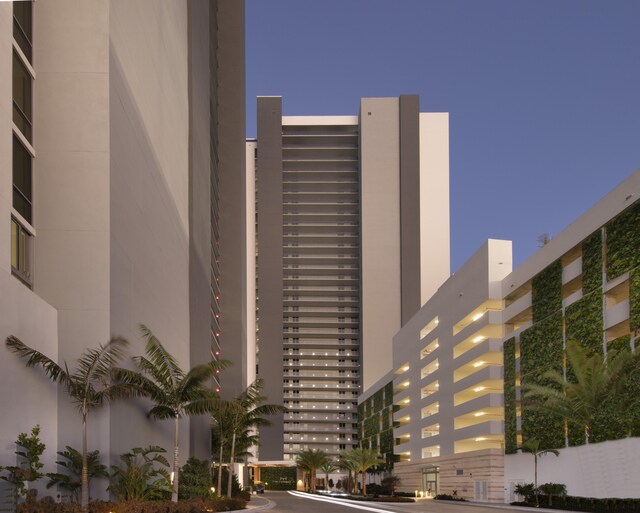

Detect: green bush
[17, 497, 246, 513]
[179, 458, 211, 500]
[435, 494, 467, 502]
[108, 446, 172, 502]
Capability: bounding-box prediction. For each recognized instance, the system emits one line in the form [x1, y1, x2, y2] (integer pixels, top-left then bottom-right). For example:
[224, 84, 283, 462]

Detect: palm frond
[132, 355, 175, 394]
[178, 360, 231, 398]
[6, 336, 71, 387]
[147, 404, 175, 420]
[113, 367, 166, 403]
[183, 394, 229, 417]
[76, 337, 129, 383]
[139, 324, 184, 386]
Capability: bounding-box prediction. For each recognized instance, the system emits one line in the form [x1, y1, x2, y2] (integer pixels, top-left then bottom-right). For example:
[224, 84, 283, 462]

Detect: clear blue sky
[246, 0, 640, 273]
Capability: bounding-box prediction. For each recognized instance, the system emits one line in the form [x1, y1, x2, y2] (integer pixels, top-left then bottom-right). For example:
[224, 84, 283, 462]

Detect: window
[11, 218, 32, 286]
[13, 52, 32, 141]
[13, 1, 33, 62]
[13, 136, 32, 224]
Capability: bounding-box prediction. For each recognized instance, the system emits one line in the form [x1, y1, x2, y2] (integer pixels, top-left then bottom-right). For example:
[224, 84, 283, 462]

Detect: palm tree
[343, 448, 383, 495]
[519, 438, 559, 507]
[46, 446, 108, 503]
[319, 461, 337, 491]
[295, 449, 330, 493]
[115, 324, 230, 502]
[524, 340, 638, 445]
[215, 380, 285, 497]
[6, 336, 134, 511]
[337, 454, 357, 494]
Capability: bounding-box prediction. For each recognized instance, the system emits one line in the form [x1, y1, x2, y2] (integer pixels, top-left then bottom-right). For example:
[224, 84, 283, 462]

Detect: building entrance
[421, 466, 439, 497]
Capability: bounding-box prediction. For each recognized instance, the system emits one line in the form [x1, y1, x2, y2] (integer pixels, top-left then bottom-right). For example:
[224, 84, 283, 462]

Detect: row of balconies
[286, 412, 355, 421]
[284, 402, 357, 411]
[283, 370, 359, 378]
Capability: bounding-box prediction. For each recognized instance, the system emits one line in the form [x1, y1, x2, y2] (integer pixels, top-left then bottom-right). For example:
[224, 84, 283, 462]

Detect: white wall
[420, 112, 450, 304]
[505, 438, 640, 500]
[360, 98, 401, 391]
[108, 0, 191, 461]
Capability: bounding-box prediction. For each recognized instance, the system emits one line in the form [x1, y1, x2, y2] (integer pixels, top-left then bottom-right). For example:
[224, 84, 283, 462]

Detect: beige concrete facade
[1, 0, 245, 501]
[254, 96, 450, 461]
[383, 240, 511, 502]
[362, 170, 640, 503]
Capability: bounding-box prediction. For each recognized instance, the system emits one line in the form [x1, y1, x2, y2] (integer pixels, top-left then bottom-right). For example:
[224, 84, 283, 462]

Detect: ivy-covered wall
[531, 260, 563, 323]
[260, 466, 297, 490]
[520, 312, 565, 450]
[503, 337, 517, 454]
[630, 269, 640, 332]
[357, 380, 395, 467]
[582, 231, 602, 293]
[516, 201, 640, 452]
[605, 201, 640, 281]
[565, 290, 603, 355]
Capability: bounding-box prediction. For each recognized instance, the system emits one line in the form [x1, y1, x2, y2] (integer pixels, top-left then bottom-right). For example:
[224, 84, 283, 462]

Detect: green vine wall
[357, 381, 395, 467]
[565, 290, 603, 355]
[605, 201, 640, 280]
[260, 467, 297, 490]
[531, 260, 563, 322]
[520, 312, 565, 449]
[582, 231, 602, 293]
[503, 337, 517, 454]
[630, 269, 640, 332]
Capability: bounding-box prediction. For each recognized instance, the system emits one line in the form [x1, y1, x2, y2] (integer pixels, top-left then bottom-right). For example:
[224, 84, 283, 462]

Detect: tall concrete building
[0, 0, 246, 499]
[252, 95, 450, 461]
[360, 169, 640, 503]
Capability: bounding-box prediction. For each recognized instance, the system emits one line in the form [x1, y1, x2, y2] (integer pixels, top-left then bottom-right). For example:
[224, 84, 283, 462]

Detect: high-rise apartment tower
[1, 0, 246, 498]
[252, 95, 450, 461]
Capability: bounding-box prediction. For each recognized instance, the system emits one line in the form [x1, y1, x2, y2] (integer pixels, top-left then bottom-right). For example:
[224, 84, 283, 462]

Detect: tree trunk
[172, 415, 180, 502]
[361, 471, 366, 495]
[227, 431, 237, 497]
[81, 413, 89, 512]
[534, 453, 539, 507]
[217, 439, 224, 495]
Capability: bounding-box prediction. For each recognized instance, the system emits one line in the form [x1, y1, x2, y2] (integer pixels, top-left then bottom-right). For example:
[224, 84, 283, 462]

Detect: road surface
[246, 491, 561, 513]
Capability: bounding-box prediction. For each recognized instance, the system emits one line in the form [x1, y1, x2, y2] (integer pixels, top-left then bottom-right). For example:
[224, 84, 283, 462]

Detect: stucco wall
[505, 438, 640, 501]
[109, 0, 191, 461]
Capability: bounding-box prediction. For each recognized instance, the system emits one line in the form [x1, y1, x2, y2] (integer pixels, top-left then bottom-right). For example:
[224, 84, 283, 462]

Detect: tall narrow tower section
[253, 95, 450, 461]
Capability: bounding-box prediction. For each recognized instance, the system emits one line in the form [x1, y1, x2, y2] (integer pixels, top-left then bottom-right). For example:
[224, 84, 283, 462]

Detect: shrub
[47, 446, 108, 503]
[514, 482, 536, 503]
[179, 458, 212, 500]
[0, 425, 46, 504]
[108, 446, 172, 502]
[539, 482, 567, 507]
[435, 494, 467, 502]
[17, 497, 247, 513]
[211, 467, 242, 497]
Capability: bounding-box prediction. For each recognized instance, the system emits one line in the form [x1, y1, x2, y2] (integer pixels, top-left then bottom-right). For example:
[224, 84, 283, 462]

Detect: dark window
[11, 217, 32, 287]
[13, 1, 33, 62]
[13, 52, 32, 142]
[13, 135, 32, 223]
